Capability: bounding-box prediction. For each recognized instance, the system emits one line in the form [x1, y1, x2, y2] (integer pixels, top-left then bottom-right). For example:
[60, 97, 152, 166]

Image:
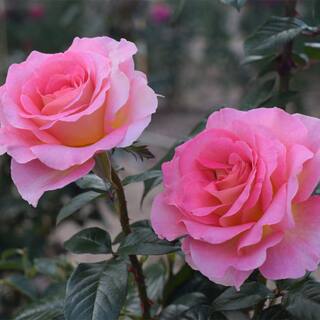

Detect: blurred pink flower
[28, 3, 45, 19]
[150, 2, 172, 24]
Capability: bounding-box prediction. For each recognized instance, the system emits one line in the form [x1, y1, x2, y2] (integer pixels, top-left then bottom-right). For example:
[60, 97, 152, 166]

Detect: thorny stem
[96, 153, 152, 319]
[277, 0, 297, 109]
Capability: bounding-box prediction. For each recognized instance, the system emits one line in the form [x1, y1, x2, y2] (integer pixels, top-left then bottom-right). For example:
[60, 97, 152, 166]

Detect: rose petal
[183, 220, 254, 244]
[182, 237, 252, 289]
[260, 196, 320, 279]
[11, 158, 95, 207]
[30, 127, 126, 170]
[151, 193, 186, 241]
[207, 107, 307, 146]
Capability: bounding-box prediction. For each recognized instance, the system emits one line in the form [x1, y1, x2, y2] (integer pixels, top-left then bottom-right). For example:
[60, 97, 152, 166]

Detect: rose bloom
[151, 107, 320, 288]
[150, 2, 172, 24]
[0, 37, 157, 206]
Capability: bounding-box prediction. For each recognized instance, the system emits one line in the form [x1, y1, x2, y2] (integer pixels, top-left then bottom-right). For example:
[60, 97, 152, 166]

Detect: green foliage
[14, 295, 65, 320]
[123, 261, 168, 318]
[0, 248, 30, 272]
[122, 170, 162, 186]
[258, 305, 292, 320]
[34, 257, 72, 282]
[64, 227, 112, 255]
[119, 142, 155, 161]
[304, 42, 320, 60]
[65, 259, 128, 320]
[56, 191, 101, 225]
[160, 292, 209, 319]
[285, 280, 320, 320]
[2, 274, 37, 300]
[212, 282, 274, 311]
[117, 220, 180, 256]
[76, 174, 108, 192]
[245, 16, 315, 55]
[220, 0, 247, 11]
[241, 78, 276, 108]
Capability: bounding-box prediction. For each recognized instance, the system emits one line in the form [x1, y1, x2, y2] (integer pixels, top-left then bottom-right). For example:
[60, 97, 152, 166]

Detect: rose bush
[0, 36, 157, 206]
[151, 107, 320, 288]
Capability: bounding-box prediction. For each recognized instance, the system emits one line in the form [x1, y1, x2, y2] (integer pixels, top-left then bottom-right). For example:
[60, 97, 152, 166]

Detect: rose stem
[96, 153, 151, 319]
[277, 0, 297, 109]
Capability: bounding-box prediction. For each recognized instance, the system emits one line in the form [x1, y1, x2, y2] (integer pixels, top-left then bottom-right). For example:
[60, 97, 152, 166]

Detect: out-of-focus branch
[0, 0, 8, 81]
[277, 0, 297, 108]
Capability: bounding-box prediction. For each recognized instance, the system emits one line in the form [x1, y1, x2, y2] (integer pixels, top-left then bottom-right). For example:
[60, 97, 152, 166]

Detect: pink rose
[151, 107, 320, 288]
[0, 37, 158, 206]
[28, 3, 45, 19]
[150, 3, 172, 24]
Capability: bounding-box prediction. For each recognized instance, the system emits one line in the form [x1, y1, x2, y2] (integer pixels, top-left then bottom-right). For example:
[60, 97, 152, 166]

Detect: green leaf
[160, 304, 190, 320]
[181, 306, 227, 320]
[1, 248, 24, 260]
[76, 174, 108, 192]
[285, 280, 320, 319]
[292, 52, 309, 68]
[245, 16, 314, 56]
[163, 264, 194, 304]
[241, 78, 276, 109]
[277, 273, 311, 291]
[114, 220, 149, 244]
[145, 261, 167, 301]
[120, 142, 155, 161]
[212, 282, 274, 311]
[34, 257, 72, 281]
[117, 220, 180, 255]
[122, 273, 141, 318]
[258, 305, 292, 320]
[56, 191, 101, 225]
[304, 42, 320, 60]
[122, 261, 168, 318]
[3, 274, 37, 300]
[14, 295, 65, 320]
[65, 258, 128, 320]
[220, 0, 247, 11]
[0, 259, 24, 271]
[122, 170, 162, 186]
[160, 293, 207, 320]
[94, 152, 113, 185]
[64, 227, 112, 254]
[160, 293, 224, 320]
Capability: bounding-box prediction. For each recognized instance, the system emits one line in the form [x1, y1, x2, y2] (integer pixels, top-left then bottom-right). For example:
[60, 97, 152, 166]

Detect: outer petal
[30, 127, 126, 170]
[182, 238, 252, 289]
[260, 196, 320, 279]
[207, 107, 307, 146]
[115, 75, 158, 147]
[293, 113, 320, 202]
[182, 220, 254, 244]
[68, 37, 137, 65]
[151, 193, 187, 241]
[68, 36, 118, 57]
[183, 231, 282, 288]
[117, 117, 151, 148]
[11, 158, 95, 207]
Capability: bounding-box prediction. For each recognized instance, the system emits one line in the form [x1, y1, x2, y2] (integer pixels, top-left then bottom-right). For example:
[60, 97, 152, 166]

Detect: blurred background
[0, 0, 320, 318]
